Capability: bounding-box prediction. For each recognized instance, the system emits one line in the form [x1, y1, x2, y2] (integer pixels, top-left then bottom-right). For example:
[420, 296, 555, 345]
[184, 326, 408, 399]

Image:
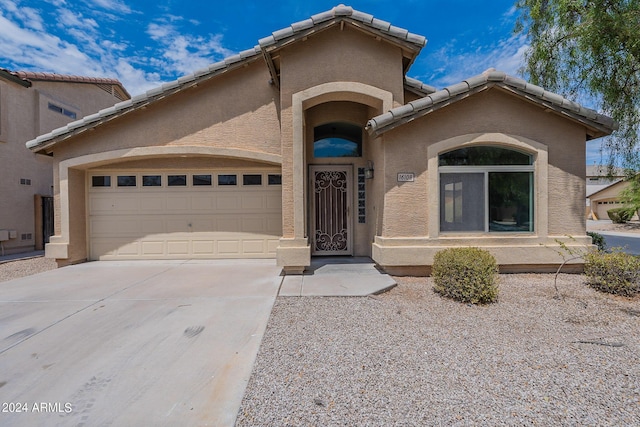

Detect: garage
[88, 169, 282, 260]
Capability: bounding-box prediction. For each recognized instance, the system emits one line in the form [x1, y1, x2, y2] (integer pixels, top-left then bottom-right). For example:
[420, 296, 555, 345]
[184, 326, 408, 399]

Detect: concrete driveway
[0, 260, 281, 427]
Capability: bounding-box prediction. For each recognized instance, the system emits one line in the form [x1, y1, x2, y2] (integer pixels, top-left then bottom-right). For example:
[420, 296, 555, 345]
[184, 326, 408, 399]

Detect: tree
[515, 0, 640, 169]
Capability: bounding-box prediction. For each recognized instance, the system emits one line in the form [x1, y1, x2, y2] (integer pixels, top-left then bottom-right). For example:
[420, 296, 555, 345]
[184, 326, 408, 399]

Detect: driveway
[0, 260, 281, 427]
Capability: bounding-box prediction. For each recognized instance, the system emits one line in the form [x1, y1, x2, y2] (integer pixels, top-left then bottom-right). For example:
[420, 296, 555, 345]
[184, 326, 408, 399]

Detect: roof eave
[27, 52, 263, 154]
[0, 69, 31, 88]
[259, 17, 425, 84]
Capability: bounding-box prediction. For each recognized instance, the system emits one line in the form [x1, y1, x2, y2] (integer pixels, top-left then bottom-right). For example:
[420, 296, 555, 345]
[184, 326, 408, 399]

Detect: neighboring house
[0, 68, 129, 255]
[588, 179, 633, 220]
[586, 164, 626, 198]
[26, 5, 616, 273]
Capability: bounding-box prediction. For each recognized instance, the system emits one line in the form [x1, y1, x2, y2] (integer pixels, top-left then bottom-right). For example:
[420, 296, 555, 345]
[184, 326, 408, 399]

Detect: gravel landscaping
[237, 274, 640, 426]
[0, 256, 57, 282]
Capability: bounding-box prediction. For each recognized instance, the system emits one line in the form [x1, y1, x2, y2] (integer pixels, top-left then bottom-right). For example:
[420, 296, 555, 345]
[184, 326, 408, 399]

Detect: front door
[310, 165, 353, 255]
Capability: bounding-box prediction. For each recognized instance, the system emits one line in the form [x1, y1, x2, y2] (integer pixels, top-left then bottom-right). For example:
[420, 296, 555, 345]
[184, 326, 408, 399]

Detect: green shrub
[584, 249, 640, 296]
[432, 247, 499, 304]
[586, 231, 606, 251]
[607, 207, 633, 223]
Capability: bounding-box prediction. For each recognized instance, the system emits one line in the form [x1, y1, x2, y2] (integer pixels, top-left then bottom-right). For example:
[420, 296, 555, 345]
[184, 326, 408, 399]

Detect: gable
[278, 25, 406, 104]
[367, 69, 616, 140]
[49, 60, 281, 163]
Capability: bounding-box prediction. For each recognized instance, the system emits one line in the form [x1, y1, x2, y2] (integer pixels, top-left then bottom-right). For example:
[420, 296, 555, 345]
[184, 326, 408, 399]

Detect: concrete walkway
[279, 257, 396, 296]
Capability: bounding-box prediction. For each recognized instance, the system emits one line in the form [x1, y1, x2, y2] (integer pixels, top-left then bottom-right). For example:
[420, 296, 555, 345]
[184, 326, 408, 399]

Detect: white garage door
[88, 170, 282, 260]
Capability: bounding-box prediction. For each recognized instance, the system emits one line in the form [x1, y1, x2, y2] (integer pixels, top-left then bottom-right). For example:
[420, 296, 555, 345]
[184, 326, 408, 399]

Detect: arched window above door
[313, 122, 362, 158]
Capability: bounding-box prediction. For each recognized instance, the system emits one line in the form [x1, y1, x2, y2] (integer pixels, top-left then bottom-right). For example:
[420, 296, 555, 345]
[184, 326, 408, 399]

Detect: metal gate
[310, 165, 352, 255]
[42, 196, 54, 244]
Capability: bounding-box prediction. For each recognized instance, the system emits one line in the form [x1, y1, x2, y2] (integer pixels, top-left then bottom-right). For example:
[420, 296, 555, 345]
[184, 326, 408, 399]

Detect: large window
[439, 146, 534, 233]
[313, 122, 362, 157]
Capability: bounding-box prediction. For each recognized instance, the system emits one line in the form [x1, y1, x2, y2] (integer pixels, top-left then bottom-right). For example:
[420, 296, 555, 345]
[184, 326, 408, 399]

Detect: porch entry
[310, 165, 353, 256]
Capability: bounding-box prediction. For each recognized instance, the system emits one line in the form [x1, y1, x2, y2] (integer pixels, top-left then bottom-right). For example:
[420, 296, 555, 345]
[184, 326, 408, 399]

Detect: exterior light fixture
[365, 160, 374, 179]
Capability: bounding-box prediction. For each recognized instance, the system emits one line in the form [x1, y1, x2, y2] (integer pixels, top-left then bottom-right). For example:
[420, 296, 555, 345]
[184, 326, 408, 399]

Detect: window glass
[168, 175, 187, 186]
[92, 176, 111, 187]
[313, 122, 362, 157]
[193, 174, 212, 186]
[489, 172, 533, 232]
[439, 146, 534, 233]
[268, 174, 282, 185]
[439, 146, 532, 166]
[218, 174, 237, 186]
[117, 175, 136, 187]
[440, 173, 485, 232]
[142, 175, 162, 187]
[243, 174, 262, 186]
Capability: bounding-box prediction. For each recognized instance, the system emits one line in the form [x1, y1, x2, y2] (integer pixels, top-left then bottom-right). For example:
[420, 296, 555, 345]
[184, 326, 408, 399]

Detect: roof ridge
[258, 4, 426, 49]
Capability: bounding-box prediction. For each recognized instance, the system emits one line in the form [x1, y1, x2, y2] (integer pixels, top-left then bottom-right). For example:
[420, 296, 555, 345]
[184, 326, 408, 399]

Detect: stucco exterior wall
[278, 26, 405, 109]
[373, 88, 591, 272]
[0, 78, 123, 254]
[51, 62, 281, 163]
[304, 101, 372, 256]
[275, 27, 403, 268]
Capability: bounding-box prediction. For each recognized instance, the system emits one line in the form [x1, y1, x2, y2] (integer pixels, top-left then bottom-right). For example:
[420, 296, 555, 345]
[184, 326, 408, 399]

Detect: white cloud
[88, 0, 131, 14]
[414, 33, 528, 89]
[58, 8, 98, 31]
[146, 19, 233, 77]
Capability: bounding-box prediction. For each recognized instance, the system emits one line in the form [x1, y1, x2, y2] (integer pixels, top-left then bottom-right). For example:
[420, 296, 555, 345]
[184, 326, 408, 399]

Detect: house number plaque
[397, 172, 415, 182]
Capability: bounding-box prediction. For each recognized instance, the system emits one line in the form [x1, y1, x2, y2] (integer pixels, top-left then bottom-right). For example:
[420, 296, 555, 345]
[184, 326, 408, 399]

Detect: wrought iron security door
[310, 166, 353, 255]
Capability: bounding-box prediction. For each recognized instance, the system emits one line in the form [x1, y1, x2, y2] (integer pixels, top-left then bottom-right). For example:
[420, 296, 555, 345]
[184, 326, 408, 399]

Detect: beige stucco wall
[304, 101, 373, 256]
[277, 25, 404, 239]
[589, 180, 631, 220]
[46, 60, 282, 264]
[373, 88, 592, 272]
[0, 78, 124, 254]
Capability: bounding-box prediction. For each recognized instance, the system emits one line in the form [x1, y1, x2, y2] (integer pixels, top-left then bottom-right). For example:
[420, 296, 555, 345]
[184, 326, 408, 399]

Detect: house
[26, 5, 616, 274]
[588, 179, 633, 220]
[0, 68, 129, 255]
[586, 164, 626, 198]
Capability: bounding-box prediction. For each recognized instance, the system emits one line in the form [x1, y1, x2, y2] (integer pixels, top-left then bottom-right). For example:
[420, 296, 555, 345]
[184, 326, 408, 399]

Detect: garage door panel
[191, 219, 215, 232]
[166, 219, 191, 233]
[140, 197, 165, 212]
[90, 197, 116, 214]
[242, 217, 266, 233]
[141, 219, 165, 234]
[243, 240, 265, 254]
[118, 241, 140, 256]
[215, 195, 241, 210]
[217, 240, 240, 255]
[89, 170, 282, 260]
[165, 196, 190, 211]
[91, 218, 142, 236]
[141, 241, 164, 255]
[216, 217, 240, 232]
[191, 196, 215, 210]
[193, 240, 215, 255]
[167, 241, 190, 255]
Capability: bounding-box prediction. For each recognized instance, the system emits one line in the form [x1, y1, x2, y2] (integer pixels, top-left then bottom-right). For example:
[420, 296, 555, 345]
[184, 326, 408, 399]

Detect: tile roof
[26, 46, 264, 151]
[27, 5, 428, 152]
[366, 68, 618, 140]
[404, 76, 436, 97]
[1, 67, 130, 99]
[258, 4, 426, 50]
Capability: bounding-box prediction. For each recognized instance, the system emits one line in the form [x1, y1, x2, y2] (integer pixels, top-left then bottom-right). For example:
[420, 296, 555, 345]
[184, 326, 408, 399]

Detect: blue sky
[0, 0, 607, 164]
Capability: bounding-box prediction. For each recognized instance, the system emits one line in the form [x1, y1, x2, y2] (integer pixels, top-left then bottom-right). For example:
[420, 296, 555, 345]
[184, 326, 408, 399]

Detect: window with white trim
[439, 146, 534, 233]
